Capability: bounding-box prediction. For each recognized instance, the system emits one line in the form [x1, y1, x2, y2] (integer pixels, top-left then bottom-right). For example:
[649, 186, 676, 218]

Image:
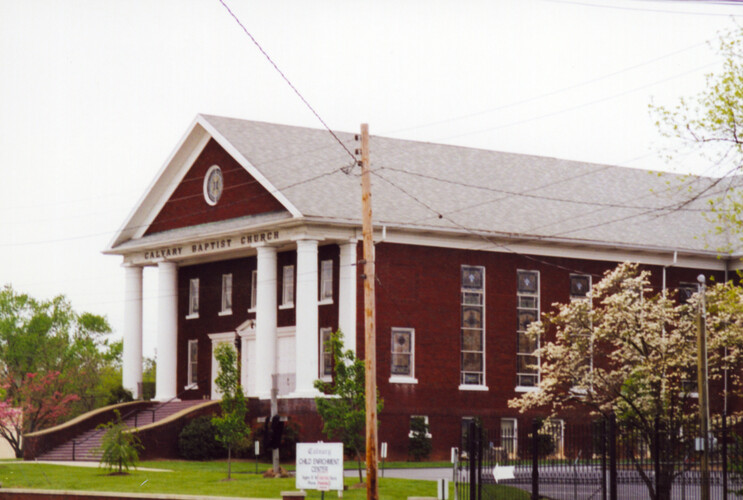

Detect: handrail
[69, 378, 210, 460]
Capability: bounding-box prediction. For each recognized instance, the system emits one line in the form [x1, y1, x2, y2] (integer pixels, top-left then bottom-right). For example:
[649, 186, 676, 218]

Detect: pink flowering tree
[0, 285, 110, 457]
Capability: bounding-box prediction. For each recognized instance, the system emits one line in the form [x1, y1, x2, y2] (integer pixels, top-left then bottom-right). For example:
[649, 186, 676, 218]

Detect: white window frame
[569, 274, 593, 395]
[460, 265, 487, 391]
[516, 269, 540, 390]
[500, 418, 518, 459]
[219, 273, 233, 316]
[319, 327, 333, 382]
[186, 339, 198, 390]
[248, 269, 257, 312]
[389, 327, 417, 384]
[543, 419, 565, 458]
[186, 278, 199, 319]
[208, 332, 237, 399]
[280, 265, 295, 309]
[408, 415, 432, 439]
[319, 259, 334, 304]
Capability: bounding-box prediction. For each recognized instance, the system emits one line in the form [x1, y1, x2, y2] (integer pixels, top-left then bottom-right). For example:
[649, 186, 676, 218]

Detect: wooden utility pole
[360, 123, 378, 500]
[696, 274, 710, 500]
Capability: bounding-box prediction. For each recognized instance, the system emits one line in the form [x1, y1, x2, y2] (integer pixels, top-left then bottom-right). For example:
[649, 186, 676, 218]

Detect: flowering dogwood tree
[509, 262, 743, 500]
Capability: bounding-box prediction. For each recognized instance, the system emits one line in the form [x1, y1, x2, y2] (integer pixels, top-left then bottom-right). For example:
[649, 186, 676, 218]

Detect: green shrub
[252, 419, 301, 460]
[105, 385, 133, 406]
[178, 416, 225, 460]
[97, 410, 141, 474]
[409, 416, 432, 461]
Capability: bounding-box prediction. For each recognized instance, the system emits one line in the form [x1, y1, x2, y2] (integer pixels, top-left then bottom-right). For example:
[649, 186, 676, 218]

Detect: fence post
[532, 418, 539, 500]
[723, 412, 728, 500]
[468, 420, 477, 500]
[609, 414, 617, 500]
[654, 416, 661, 500]
[476, 425, 482, 500]
[601, 419, 607, 500]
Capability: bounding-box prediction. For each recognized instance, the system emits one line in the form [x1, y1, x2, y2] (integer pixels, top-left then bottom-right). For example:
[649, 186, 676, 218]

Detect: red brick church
[93, 114, 741, 460]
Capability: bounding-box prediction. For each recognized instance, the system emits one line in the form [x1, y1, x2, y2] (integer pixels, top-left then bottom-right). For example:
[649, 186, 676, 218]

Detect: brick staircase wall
[25, 400, 219, 462]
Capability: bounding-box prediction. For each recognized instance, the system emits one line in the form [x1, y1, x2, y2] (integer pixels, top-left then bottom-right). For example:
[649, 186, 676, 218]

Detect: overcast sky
[1, 0, 741, 358]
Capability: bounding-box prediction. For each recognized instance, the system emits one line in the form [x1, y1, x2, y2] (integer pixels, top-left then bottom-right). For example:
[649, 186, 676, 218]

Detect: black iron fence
[455, 414, 743, 500]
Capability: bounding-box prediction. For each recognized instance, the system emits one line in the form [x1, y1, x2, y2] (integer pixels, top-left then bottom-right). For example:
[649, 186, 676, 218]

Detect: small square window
[461, 266, 484, 290]
[409, 415, 432, 439]
[281, 265, 295, 308]
[188, 278, 199, 318]
[220, 274, 233, 315]
[570, 274, 591, 299]
[678, 283, 696, 304]
[518, 271, 538, 294]
[320, 260, 333, 302]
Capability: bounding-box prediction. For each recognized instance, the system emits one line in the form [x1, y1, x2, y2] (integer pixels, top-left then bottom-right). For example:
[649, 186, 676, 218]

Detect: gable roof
[107, 114, 742, 259]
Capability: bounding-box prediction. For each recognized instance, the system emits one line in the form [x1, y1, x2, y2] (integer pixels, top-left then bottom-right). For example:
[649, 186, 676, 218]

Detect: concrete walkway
[345, 467, 454, 481]
[12, 460, 171, 472]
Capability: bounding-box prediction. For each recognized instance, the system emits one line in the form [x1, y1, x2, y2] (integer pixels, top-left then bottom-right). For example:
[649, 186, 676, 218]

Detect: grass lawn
[0, 459, 526, 499]
[0, 460, 443, 499]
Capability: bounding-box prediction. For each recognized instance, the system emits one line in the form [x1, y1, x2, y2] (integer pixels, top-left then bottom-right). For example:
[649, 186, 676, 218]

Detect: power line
[383, 38, 714, 137]
[537, 0, 743, 16]
[436, 61, 720, 143]
[215, 0, 357, 163]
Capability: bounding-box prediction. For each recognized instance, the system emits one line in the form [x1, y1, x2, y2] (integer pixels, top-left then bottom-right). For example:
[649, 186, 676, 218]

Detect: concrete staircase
[36, 400, 206, 462]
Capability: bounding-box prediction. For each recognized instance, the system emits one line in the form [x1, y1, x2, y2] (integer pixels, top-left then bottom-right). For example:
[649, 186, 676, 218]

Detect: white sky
[1, 0, 741, 358]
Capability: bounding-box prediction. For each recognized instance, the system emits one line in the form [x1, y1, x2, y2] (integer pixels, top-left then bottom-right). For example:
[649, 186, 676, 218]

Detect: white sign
[438, 478, 449, 500]
[296, 442, 344, 491]
[492, 465, 515, 483]
[381, 442, 388, 459]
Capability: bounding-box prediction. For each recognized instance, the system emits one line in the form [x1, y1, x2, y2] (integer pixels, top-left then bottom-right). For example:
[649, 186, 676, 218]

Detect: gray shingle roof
[202, 114, 739, 256]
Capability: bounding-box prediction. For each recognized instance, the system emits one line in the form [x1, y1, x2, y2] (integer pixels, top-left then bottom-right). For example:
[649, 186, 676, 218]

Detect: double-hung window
[220, 273, 233, 315]
[516, 270, 539, 388]
[320, 327, 333, 381]
[187, 339, 198, 389]
[320, 260, 333, 303]
[461, 265, 485, 387]
[281, 265, 294, 308]
[249, 270, 257, 312]
[187, 278, 199, 318]
[390, 327, 416, 383]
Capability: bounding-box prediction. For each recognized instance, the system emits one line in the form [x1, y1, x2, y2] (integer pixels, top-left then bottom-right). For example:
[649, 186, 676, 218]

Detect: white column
[155, 261, 178, 401]
[122, 265, 143, 399]
[339, 240, 358, 354]
[293, 239, 320, 396]
[255, 245, 278, 399]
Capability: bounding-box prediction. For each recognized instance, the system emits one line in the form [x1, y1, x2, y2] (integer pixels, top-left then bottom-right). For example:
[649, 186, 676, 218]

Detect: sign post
[296, 442, 345, 493]
[254, 440, 260, 474]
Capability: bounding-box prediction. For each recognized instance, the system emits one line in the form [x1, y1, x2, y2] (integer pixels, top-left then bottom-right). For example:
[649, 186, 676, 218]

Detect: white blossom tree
[509, 262, 743, 500]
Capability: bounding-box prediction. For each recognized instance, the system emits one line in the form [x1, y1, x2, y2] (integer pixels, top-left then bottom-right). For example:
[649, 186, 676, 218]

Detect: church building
[105, 114, 740, 459]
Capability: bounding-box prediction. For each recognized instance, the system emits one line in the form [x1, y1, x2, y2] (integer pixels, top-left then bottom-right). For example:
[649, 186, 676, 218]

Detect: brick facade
[173, 240, 730, 460]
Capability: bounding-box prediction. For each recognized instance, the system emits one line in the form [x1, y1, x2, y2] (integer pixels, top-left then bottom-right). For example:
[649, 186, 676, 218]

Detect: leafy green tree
[650, 25, 743, 242]
[509, 263, 743, 500]
[0, 285, 114, 455]
[211, 342, 249, 480]
[314, 330, 383, 483]
[97, 410, 141, 474]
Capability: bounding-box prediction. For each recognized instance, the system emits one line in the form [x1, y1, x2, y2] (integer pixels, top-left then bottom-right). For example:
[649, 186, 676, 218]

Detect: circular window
[203, 165, 224, 206]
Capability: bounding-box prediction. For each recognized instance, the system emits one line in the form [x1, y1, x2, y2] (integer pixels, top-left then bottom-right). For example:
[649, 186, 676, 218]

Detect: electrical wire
[215, 0, 357, 163]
